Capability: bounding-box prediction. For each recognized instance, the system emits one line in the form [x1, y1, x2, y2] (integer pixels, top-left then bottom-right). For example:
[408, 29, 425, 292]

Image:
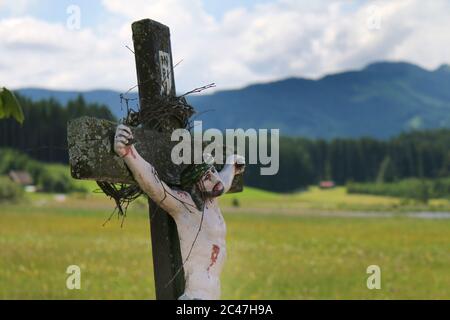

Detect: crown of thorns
[180, 153, 216, 188]
[180, 163, 212, 189]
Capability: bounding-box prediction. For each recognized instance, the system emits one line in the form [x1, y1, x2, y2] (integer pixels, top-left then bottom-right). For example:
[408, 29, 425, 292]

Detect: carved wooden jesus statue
[114, 124, 245, 300]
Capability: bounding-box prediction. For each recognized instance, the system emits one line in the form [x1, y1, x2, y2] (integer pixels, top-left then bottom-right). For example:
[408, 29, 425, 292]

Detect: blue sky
[0, 1, 105, 26]
[1, 0, 450, 92]
[0, 0, 274, 27]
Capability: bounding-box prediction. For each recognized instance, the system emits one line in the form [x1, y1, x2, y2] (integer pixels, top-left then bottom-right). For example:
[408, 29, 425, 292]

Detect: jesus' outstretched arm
[113, 124, 193, 215]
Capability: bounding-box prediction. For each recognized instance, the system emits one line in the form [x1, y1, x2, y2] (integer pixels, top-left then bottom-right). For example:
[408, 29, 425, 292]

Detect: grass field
[1, 187, 449, 299]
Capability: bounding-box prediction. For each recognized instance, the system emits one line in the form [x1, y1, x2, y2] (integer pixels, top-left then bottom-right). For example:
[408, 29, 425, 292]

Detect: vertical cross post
[132, 19, 184, 300]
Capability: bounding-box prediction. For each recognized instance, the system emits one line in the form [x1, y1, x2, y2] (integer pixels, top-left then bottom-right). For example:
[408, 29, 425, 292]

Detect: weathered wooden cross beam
[67, 116, 243, 190]
[67, 19, 243, 300]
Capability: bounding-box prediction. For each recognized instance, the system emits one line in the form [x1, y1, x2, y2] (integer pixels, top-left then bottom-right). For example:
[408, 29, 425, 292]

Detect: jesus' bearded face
[197, 167, 224, 198]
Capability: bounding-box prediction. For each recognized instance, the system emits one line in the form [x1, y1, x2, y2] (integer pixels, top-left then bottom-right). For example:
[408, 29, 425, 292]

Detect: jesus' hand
[225, 154, 246, 175]
[114, 124, 134, 158]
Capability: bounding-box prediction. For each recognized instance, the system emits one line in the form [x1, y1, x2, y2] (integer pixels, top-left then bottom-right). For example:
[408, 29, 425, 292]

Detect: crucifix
[67, 19, 244, 300]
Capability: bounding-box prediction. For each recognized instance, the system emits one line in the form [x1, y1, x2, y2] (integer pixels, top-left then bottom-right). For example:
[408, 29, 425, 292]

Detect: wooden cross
[67, 19, 243, 300]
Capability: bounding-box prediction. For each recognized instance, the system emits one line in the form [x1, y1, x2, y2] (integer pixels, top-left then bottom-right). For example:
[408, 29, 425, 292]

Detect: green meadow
[1, 186, 449, 299]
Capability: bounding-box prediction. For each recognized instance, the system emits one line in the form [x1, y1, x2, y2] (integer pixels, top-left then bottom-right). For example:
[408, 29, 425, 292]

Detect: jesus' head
[180, 155, 225, 199]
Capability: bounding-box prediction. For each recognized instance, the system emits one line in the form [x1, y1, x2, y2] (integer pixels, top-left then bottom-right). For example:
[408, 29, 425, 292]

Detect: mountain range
[17, 61, 450, 139]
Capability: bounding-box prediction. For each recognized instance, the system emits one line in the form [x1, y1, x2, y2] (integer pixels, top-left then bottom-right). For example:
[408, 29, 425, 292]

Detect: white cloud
[1, 0, 450, 92]
[0, 16, 134, 91]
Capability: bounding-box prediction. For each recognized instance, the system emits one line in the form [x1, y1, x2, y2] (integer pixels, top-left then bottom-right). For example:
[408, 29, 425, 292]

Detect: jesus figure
[114, 124, 245, 300]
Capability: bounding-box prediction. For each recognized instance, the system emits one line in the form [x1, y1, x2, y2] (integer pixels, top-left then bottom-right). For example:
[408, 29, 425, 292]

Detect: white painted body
[114, 125, 244, 300]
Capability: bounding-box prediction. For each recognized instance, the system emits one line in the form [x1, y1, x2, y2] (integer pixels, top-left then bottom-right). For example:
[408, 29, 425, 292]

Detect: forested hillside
[18, 61, 450, 139]
[0, 94, 115, 163]
[245, 130, 450, 192]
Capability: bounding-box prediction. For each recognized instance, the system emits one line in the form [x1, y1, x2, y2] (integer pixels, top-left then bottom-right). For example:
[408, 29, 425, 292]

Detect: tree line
[244, 130, 450, 192]
[0, 94, 449, 193]
[0, 94, 116, 163]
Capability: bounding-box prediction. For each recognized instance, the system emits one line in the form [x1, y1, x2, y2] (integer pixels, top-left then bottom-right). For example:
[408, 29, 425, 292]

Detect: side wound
[207, 244, 220, 271]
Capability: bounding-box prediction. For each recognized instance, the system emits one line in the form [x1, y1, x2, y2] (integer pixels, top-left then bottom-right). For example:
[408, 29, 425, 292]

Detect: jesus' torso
[174, 196, 226, 300]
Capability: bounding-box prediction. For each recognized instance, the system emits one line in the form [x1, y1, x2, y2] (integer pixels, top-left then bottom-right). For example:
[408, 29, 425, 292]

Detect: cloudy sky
[1, 0, 450, 93]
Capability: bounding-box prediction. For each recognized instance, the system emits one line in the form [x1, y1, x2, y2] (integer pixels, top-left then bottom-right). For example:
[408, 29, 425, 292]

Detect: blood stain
[207, 244, 220, 272]
[129, 147, 137, 159]
[176, 191, 186, 198]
